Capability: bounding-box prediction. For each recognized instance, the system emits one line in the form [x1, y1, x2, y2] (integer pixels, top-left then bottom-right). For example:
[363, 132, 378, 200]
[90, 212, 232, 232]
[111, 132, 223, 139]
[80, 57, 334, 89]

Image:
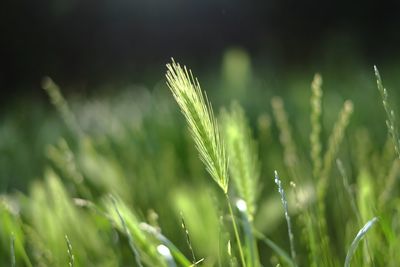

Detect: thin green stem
[226, 193, 247, 267]
[10, 234, 15, 267]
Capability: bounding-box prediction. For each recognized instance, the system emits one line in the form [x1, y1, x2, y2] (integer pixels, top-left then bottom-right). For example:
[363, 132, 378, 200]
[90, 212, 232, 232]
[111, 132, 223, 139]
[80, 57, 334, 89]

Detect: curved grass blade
[252, 230, 295, 267]
[110, 196, 144, 267]
[139, 223, 192, 267]
[344, 217, 378, 267]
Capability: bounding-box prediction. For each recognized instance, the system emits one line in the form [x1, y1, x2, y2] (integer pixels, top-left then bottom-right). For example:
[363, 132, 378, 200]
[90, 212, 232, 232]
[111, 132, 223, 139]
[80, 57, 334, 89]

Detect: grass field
[1, 51, 400, 266]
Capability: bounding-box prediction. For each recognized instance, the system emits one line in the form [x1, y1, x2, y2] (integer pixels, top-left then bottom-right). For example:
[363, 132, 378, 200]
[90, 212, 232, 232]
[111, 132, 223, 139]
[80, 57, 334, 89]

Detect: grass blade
[236, 199, 260, 267]
[253, 230, 295, 267]
[274, 171, 297, 266]
[110, 195, 144, 267]
[157, 245, 177, 267]
[180, 213, 197, 265]
[139, 223, 192, 267]
[10, 233, 15, 267]
[226, 194, 247, 267]
[344, 217, 378, 267]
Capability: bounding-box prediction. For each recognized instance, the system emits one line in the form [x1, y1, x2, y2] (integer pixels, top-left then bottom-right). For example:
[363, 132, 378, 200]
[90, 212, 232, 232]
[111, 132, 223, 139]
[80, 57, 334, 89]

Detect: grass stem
[10, 233, 15, 267]
[226, 193, 247, 267]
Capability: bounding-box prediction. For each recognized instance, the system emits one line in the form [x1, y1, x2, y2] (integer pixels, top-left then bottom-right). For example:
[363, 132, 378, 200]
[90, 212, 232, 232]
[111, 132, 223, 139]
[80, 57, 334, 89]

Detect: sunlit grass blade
[344, 217, 378, 267]
[0, 201, 33, 267]
[157, 245, 177, 267]
[110, 195, 144, 267]
[139, 223, 192, 267]
[166, 59, 228, 193]
[189, 258, 205, 266]
[337, 159, 374, 265]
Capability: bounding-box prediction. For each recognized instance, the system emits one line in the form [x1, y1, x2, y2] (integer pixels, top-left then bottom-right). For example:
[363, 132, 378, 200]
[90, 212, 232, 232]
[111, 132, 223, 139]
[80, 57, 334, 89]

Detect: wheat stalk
[274, 171, 297, 266]
[42, 77, 84, 138]
[310, 73, 323, 180]
[65, 235, 75, 267]
[271, 97, 300, 182]
[10, 233, 15, 267]
[166, 59, 246, 267]
[166, 59, 229, 193]
[318, 100, 353, 199]
[374, 66, 400, 158]
[221, 102, 260, 221]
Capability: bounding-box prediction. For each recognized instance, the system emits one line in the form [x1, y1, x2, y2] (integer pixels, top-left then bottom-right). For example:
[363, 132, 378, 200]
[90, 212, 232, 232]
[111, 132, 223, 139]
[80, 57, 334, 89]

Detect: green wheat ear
[42, 77, 84, 138]
[374, 66, 400, 158]
[220, 102, 260, 221]
[310, 73, 323, 181]
[166, 59, 229, 193]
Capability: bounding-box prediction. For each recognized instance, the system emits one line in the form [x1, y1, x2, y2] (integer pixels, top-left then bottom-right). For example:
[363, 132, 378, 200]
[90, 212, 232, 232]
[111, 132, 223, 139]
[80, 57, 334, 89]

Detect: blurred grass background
[1, 0, 400, 266]
[2, 50, 399, 191]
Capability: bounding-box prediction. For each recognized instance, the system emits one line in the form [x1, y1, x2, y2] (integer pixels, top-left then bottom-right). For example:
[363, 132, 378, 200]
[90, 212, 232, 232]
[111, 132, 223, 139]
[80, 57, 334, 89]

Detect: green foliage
[0, 57, 400, 267]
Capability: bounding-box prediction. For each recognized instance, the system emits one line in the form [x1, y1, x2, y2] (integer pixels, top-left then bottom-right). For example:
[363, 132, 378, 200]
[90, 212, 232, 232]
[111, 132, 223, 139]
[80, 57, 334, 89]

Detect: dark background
[1, 0, 400, 99]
